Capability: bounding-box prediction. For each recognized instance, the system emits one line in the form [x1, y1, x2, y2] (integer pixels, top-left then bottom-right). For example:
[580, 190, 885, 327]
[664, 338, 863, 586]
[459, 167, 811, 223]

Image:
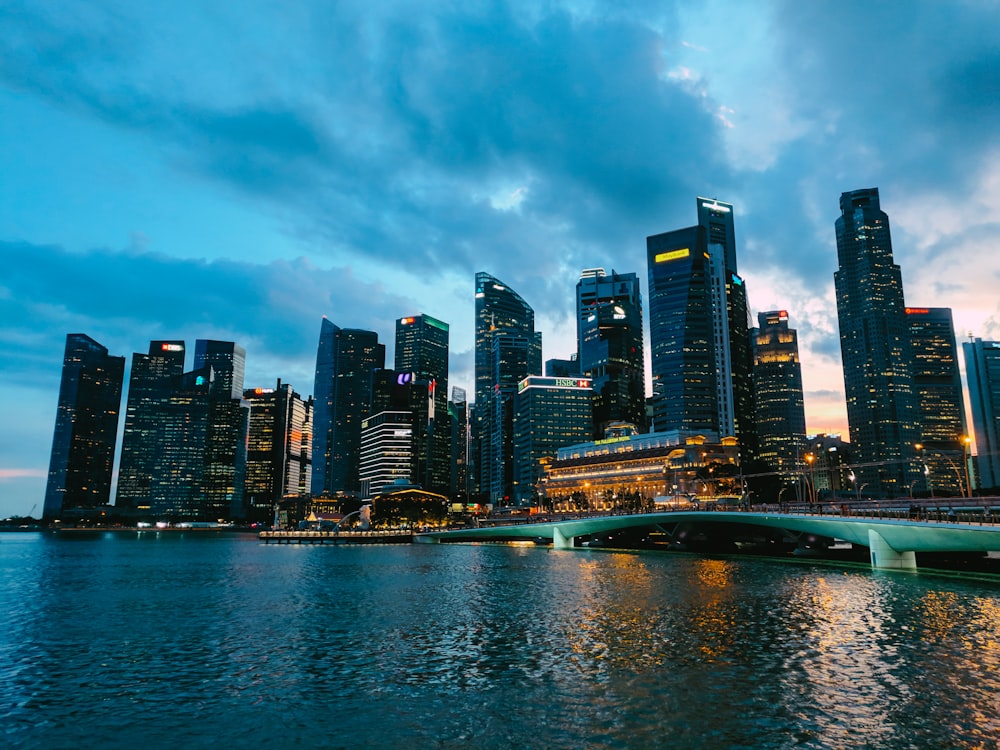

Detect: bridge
[415, 507, 1000, 570]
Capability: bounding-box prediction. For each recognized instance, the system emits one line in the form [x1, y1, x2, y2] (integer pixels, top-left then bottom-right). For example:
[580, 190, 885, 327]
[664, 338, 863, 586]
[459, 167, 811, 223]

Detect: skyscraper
[116, 341, 186, 511]
[43, 334, 125, 520]
[907, 307, 967, 496]
[395, 314, 450, 493]
[646, 198, 755, 462]
[311, 319, 385, 496]
[576, 268, 645, 436]
[963, 338, 1000, 490]
[448, 386, 469, 499]
[244, 380, 313, 519]
[473, 272, 542, 502]
[117, 339, 248, 519]
[834, 188, 920, 495]
[751, 311, 807, 477]
[195, 339, 249, 519]
[513, 376, 593, 504]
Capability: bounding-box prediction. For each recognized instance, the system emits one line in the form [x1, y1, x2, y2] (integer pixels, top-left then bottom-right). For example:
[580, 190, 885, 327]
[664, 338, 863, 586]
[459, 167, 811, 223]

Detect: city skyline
[4, 2, 1000, 517]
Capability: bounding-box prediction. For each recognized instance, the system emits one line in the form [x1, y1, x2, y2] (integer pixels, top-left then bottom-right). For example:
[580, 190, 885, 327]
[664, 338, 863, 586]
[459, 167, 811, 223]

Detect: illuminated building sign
[518, 377, 592, 392]
[655, 248, 690, 263]
[700, 200, 731, 213]
[400, 317, 416, 325]
[397, 373, 413, 386]
[253, 388, 275, 395]
[905, 308, 930, 315]
[161, 343, 183, 351]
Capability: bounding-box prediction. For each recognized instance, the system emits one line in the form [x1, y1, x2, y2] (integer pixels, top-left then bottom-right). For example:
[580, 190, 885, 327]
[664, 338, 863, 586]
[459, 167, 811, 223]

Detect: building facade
[243, 380, 313, 519]
[43, 334, 125, 520]
[359, 410, 414, 499]
[834, 188, 921, 495]
[473, 272, 542, 502]
[395, 314, 450, 494]
[646, 198, 755, 463]
[311, 319, 385, 496]
[576, 268, 646, 436]
[907, 307, 967, 496]
[512, 376, 593, 504]
[751, 311, 807, 479]
[963, 338, 1000, 490]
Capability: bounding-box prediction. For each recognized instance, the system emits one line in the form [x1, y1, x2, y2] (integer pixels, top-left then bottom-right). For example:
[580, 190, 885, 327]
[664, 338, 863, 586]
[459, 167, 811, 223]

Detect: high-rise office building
[311, 319, 385, 496]
[963, 338, 1000, 490]
[395, 314, 450, 494]
[834, 188, 921, 495]
[243, 380, 313, 519]
[751, 311, 807, 477]
[116, 340, 187, 511]
[117, 339, 248, 519]
[474, 272, 542, 502]
[195, 339, 249, 519]
[646, 198, 755, 462]
[576, 268, 645, 436]
[359, 410, 414, 499]
[513, 376, 593, 504]
[448, 386, 469, 499]
[43, 334, 125, 520]
[907, 308, 967, 496]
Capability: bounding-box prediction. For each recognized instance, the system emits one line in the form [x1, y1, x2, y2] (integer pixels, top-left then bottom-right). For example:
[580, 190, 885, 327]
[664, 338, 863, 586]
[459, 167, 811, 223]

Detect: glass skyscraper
[43, 334, 125, 520]
[513, 376, 593, 504]
[576, 268, 646, 436]
[834, 188, 920, 495]
[473, 272, 542, 503]
[311, 318, 385, 496]
[116, 340, 186, 512]
[646, 198, 755, 462]
[395, 314, 450, 493]
[907, 307, 967, 496]
[751, 311, 807, 478]
[963, 338, 1000, 490]
[243, 380, 313, 520]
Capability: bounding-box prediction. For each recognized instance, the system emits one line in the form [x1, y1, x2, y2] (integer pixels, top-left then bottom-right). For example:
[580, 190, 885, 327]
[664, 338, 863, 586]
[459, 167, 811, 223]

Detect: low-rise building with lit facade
[540, 430, 740, 511]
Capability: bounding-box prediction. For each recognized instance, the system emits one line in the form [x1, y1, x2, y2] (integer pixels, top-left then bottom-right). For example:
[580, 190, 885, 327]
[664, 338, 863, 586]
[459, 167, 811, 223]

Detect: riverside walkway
[416, 501, 1000, 570]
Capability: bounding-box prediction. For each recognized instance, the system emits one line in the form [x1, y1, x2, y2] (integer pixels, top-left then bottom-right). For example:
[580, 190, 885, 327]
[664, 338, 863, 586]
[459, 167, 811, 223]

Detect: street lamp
[805, 452, 816, 505]
[963, 435, 973, 498]
[849, 470, 859, 504]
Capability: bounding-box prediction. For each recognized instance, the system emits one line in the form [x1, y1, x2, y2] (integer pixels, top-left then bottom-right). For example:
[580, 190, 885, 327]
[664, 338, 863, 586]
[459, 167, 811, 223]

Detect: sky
[3, 0, 1000, 518]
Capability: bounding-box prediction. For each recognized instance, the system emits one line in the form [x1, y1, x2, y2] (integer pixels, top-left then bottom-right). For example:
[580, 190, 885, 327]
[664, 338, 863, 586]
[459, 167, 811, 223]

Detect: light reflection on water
[1, 532, 999, 749]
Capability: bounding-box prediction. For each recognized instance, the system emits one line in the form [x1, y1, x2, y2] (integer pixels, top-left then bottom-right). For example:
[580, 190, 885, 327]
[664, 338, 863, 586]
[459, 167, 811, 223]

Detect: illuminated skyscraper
[646, 198, 756, 461]
[395, 314, 450, 493]
[116, 340, 186, 511]
[448, 386, 469, 499]
[907, 307, 967, 495]
[244, 380, 313, 520]
[576, 268, 645, 436]
[473, 272, 542, 502]
[311, 319, 385, 496]
[117, 339, 248, 519]
[195, 339, 249, 519]
[751, 311, 806, 477]
[834, 188, 920, 495]
[963, 338, 1000, 490]
[513, 376, 593, 504]
[43, 334, 125, 520]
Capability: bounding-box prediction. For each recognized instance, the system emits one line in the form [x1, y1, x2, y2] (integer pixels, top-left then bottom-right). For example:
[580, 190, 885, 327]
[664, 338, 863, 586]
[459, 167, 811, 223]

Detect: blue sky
[3, 0, 1000, 518]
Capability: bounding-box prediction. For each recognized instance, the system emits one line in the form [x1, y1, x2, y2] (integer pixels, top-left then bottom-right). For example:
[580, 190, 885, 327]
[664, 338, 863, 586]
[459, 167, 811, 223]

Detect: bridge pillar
[552, 526, 574, 550]
[868, 530, 916, 570]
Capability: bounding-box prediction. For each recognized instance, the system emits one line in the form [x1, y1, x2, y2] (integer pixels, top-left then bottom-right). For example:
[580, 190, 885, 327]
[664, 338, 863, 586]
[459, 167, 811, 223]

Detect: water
[2, 532, 999, 749]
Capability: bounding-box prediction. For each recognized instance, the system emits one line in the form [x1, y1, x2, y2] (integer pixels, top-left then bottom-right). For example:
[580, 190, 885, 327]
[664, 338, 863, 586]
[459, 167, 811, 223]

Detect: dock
[259, 529, 413, 545]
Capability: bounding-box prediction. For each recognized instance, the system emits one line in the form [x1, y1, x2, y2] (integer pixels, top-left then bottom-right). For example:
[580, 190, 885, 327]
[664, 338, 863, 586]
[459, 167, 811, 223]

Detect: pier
[259, 529, 413, 545]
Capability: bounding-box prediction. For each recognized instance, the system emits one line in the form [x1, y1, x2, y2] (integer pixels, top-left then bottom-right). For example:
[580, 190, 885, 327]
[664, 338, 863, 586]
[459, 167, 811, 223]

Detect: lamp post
[963, 435, 973, 498]
[849, 470, 859, 504]
[805, 452, 816, 506]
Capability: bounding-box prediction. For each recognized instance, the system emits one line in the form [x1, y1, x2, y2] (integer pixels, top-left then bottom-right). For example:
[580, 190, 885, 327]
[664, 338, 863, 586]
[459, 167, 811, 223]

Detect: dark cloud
[0, 240, 416, 387]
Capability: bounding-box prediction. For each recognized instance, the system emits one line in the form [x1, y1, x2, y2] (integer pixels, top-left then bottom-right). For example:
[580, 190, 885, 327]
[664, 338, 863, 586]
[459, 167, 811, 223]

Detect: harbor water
[2, 531, 999, 749]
